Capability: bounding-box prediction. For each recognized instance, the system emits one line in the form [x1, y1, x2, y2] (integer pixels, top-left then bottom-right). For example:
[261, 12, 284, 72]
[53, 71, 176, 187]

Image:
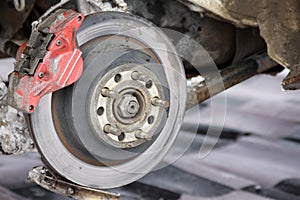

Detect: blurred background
[1, 57, 300, 200]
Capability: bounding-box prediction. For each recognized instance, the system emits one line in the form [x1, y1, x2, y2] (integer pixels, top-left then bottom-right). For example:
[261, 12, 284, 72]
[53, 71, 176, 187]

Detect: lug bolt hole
[145, 80, 153, 89]
[147, 116, 155, 124]
[97, 107, 104, 116]
[114, 74, 122, 83]
[118, 132, 125, 141]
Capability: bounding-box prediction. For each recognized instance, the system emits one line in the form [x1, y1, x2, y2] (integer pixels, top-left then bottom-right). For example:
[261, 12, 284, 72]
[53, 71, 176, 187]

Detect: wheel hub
[90, 64, 169, 148]
[117, 94, 140, 118]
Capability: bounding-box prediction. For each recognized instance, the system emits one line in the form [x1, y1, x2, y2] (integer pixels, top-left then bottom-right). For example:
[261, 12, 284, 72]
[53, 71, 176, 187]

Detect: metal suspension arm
[186, 52, 279, 109]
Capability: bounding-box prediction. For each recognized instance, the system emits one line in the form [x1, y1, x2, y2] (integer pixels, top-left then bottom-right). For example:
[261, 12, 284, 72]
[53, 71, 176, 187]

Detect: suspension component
[28, 166, 120, 200]
[186, 52, 279, 109]
[7, 9, 84, 113]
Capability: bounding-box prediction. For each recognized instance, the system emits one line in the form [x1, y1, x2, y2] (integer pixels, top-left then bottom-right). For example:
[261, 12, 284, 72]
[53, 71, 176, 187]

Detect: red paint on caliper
[8, 10, 84, 113]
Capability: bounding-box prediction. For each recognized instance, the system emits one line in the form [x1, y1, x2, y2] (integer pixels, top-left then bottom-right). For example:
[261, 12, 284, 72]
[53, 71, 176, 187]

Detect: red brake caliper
[8, 9, 84, 113]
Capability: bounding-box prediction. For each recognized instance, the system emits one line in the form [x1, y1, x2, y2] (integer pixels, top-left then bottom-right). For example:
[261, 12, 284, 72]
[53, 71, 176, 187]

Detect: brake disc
[29, 12, 186, 189]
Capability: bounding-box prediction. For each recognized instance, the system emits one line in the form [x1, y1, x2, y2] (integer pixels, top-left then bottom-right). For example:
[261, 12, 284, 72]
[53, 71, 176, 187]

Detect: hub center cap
[118, 94, 140, 118]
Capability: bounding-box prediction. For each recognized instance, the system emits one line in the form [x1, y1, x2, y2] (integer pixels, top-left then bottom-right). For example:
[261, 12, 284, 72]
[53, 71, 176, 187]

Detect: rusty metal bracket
[282, 66, 300, 90]
[28, 166, 120, 200]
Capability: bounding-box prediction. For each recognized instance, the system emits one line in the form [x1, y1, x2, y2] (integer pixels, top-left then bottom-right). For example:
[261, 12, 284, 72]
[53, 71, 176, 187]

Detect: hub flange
[90, 64, 168, 149]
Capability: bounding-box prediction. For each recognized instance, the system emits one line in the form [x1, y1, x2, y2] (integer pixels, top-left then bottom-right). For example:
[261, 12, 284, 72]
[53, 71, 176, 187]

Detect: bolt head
[118, 95, 140, 118]
[56, 40, 62, 46]
[38, 72, 44, 78]
[127, 101, 139, 114]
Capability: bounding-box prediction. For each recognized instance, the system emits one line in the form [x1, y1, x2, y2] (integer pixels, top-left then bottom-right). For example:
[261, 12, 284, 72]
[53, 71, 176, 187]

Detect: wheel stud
[103, 124, 122, 136]
[135, 130, 152, 141]
[101, 88, 116, 98]
[131, 71, 150, 82]
[151, 97, 169, 109]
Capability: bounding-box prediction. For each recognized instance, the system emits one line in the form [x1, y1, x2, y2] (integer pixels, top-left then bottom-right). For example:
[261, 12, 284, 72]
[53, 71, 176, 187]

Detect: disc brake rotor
[30, 12, 186, 189]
